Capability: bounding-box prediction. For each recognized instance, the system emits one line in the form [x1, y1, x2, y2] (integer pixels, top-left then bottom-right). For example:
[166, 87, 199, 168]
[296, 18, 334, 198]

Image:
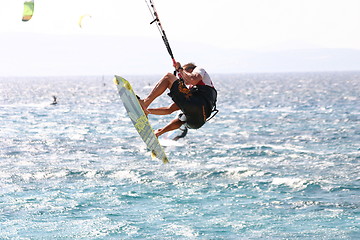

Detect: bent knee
[165, 72, 175, 77]
[169, 103, 179, 113]
[164, 72, 178, 83]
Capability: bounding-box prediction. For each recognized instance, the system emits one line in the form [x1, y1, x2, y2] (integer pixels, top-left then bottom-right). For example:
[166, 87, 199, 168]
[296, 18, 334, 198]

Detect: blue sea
[0, 72, 359, 239]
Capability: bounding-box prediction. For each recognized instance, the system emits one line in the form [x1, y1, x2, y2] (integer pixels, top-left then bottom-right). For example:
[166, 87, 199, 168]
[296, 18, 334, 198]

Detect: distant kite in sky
[22, 0, 34, 22]
[78, 14, 92, 28]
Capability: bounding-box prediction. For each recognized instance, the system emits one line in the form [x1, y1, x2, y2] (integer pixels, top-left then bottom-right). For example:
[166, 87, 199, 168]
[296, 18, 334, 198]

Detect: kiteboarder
[139, 62, 217, 137]
[51, 96, 57, 105]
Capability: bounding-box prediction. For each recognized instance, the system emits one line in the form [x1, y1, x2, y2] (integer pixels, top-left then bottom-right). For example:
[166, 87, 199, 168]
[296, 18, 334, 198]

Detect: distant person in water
[51, 96, 57, 105]
[139, 62, 217, 137]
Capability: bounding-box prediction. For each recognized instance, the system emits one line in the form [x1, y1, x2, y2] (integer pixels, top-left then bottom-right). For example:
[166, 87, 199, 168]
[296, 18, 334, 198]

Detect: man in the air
[139, 62, 217, 137]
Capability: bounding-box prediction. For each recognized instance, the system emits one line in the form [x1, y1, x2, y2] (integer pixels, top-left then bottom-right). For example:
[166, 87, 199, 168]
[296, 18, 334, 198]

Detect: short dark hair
[183, 63, 197, 72]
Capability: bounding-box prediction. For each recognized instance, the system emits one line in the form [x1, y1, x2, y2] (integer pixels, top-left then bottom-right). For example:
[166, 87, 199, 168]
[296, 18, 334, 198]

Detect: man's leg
[154, 118, 184, 137]
[148, 103, 179, 115]
[140, 73, 177, 109]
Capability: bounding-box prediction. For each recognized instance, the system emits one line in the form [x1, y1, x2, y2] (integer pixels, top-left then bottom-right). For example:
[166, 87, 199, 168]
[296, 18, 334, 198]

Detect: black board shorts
[168, 79, 217, 129]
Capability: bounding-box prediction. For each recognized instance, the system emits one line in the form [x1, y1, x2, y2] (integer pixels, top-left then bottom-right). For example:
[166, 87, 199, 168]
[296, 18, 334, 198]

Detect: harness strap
[178, 79, 219, 122]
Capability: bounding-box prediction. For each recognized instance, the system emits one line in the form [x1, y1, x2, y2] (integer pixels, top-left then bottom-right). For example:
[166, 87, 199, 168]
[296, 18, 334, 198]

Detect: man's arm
[178, 69, 202, 85]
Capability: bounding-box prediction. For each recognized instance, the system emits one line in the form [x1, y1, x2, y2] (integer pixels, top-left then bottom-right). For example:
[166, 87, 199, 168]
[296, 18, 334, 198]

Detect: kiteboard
[113, 75, 169, 163]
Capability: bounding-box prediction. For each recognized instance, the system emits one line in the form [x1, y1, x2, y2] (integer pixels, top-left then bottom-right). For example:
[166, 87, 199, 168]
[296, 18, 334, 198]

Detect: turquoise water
[0, 72, 359, 239]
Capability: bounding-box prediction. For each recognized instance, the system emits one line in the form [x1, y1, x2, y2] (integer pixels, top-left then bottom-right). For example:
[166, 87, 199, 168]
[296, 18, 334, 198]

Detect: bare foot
[138, 99, 150, 116]
[154, 129, 162, 138]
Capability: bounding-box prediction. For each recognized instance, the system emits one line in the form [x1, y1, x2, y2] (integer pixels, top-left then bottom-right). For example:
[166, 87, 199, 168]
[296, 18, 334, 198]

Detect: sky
[1, 0, 360, 76]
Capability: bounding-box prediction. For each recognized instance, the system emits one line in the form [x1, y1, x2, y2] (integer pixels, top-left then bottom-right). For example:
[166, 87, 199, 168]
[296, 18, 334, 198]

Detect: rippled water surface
[0, 72, 359, 239]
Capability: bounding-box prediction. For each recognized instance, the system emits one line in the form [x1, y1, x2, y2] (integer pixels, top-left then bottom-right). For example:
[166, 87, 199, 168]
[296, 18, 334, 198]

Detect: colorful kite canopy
[78, 14, 92, 28]
[22, 0, 34, 22]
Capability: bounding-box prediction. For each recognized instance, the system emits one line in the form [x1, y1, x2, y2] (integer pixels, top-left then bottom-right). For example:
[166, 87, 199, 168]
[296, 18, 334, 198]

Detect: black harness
[190, 84, 219, 122]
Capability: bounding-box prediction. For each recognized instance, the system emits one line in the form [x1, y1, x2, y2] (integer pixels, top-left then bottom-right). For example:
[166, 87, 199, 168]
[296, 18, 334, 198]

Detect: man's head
[183, 63, 197, 72]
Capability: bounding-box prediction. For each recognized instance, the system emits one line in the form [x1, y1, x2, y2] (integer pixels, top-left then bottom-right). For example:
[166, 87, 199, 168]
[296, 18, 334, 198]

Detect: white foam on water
[14, 160, 35, 166]
[109, 170, 141, 182]
[0, 171, 12, 179]
[226, 168, 259, 179]
[159, 138, 184, 147]
[271, 177, 309, 190]
[165, 223, 199, 238]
